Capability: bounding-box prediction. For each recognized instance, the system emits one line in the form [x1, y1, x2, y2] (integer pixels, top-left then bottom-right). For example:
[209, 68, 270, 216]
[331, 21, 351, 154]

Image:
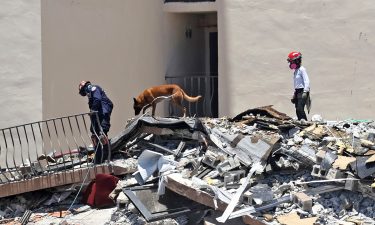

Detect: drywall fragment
[277, 212, 317, 225]
[333, 156, 357, 170]
[133, 150, 177, 185]
[365, 154, 375, 164]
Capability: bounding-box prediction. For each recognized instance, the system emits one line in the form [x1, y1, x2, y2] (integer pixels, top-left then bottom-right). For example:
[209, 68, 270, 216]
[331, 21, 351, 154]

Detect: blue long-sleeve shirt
[88, 85, 113, 116]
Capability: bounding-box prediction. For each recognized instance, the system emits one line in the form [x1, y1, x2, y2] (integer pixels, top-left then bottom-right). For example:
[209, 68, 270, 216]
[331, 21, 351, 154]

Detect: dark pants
[94, 143, 109, 164]
[90, 113, 111, 135]
[294, 89, 308, 121]
[90, 113, 111, 164]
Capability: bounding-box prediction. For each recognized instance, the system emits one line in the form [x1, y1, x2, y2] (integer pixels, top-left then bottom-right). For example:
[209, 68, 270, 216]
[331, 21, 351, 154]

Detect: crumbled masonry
[1, 105, 375, 225]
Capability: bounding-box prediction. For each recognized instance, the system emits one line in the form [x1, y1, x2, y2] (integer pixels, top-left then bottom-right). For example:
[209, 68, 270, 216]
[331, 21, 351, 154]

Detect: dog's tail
[181, 89, 202, 102]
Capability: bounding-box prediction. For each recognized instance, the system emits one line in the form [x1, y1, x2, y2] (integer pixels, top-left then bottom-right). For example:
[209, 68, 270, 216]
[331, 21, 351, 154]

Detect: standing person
[78, 80, 114, 163]
[287, 51, 311, 121]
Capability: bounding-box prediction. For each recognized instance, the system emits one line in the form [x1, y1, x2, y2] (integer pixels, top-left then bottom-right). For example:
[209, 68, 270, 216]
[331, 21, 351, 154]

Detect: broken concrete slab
[0, 165, 108, 198]
[209, 128, 273, 167]
[110, 116, 207, 152]
[164, 173, 267, 225]
[333, 156, 357, 170]
[350, 156, 375, 179]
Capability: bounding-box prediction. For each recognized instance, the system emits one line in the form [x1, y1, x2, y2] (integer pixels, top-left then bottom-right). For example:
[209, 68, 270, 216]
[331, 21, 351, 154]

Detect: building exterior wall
[0, 0, 42, 128]
[41, 0, 207, 136]
[164, 1, 216, 13]
[218, 0, 375, 120]
[42, 0, 375, 128]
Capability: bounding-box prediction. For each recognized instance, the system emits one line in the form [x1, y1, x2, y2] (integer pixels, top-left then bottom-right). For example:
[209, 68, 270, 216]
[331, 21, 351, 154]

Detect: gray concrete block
[292, 192, 313, 211]
[326, 168, 346, 180]
[242, 191, 253, 205]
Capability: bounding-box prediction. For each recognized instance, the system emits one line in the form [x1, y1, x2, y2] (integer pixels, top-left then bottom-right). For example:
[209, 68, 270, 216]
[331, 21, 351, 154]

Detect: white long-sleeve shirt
[293, 66, 310, 92]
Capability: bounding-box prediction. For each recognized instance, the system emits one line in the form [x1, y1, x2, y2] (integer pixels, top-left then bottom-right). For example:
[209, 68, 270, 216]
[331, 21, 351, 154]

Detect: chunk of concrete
[316, 150, 326, 164]
[311, 165, 327, 178]
[250, 184, 273, 205]
[326, 168, 346, 180]
[116, 192, 129, 208]
[344, 175, 359, 192]
[216, 157, 241, 175]
[242, 191, 253, 205]
[202, 148, 222, 168]
[292, 192, 313, 211]
[223, 170, 246, 188]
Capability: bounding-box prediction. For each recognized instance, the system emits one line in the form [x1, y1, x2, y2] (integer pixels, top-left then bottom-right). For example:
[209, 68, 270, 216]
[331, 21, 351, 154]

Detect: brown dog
[133, 84, 202, 117]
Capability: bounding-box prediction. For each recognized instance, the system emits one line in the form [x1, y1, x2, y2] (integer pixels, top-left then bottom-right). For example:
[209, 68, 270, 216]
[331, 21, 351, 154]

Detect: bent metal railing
[0, 112, 109, 185]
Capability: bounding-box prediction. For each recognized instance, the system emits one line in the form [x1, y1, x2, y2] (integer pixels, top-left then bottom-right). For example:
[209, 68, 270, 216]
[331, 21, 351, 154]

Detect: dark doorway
[209, 32, 218, 117]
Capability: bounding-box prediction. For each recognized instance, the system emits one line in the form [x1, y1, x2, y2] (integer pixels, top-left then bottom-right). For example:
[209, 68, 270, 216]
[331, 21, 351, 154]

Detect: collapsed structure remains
[0, 106, 375, 225]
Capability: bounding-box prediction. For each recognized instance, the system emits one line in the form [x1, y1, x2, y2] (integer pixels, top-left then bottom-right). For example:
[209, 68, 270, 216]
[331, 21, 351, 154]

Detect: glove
[291, 94, 296, 104]
[99, 134, 109, 145]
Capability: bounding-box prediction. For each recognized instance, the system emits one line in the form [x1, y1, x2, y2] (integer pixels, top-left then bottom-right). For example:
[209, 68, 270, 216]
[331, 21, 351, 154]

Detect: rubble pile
[103, 106, 375, 225]
[1, 106, 375, 225]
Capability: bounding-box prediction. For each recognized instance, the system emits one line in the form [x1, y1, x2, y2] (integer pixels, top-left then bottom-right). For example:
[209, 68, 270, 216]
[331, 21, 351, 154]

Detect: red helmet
[287, 51, 302, 62]
[78, 80, 91, 96]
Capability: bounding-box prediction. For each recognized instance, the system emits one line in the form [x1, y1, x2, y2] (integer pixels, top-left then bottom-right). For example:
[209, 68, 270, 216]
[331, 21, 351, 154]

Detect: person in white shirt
[287, 51, 310, 120]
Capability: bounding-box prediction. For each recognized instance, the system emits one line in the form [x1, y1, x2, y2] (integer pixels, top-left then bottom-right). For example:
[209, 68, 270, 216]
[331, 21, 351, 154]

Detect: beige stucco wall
[218, 0, 375, 120]
[42, 0, 208, 137]
[164, 1, 216, 13]
[0, 0, 42, 128]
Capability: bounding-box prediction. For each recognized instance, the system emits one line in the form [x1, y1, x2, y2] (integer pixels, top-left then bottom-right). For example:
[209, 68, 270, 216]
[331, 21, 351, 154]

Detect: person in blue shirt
[79, 80, 113, 163]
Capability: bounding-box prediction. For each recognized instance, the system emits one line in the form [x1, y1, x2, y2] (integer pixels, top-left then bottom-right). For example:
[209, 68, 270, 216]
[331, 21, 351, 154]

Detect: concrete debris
[1, 106, 375, 224]
[133, 150, 177, 185]
[292, 192, 313, 211]
[250, 183, 274, 205]
[276, 212, 318, 225]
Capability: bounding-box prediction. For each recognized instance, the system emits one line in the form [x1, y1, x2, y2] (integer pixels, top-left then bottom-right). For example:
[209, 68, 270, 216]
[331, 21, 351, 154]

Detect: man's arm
[90, 88, 102, 112]
[302, 68, 310, 92]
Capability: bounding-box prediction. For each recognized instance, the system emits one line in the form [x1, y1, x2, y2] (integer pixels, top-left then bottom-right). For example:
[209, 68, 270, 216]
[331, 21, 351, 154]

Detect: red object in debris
[82, 174, 119, 208]
[82, 180, 96, 206]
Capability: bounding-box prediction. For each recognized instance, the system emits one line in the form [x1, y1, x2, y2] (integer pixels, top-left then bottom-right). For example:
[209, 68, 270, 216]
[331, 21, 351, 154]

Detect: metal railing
[0, 112, 108, 184]
[165, 74, 218, 117]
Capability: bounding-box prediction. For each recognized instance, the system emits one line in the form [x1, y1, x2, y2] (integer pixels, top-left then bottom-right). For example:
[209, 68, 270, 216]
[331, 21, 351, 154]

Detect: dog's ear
[133, 98, 137, 104]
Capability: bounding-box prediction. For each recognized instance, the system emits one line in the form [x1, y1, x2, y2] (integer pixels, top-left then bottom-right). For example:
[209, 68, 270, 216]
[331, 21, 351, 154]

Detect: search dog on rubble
[133, 84, 202, 117]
